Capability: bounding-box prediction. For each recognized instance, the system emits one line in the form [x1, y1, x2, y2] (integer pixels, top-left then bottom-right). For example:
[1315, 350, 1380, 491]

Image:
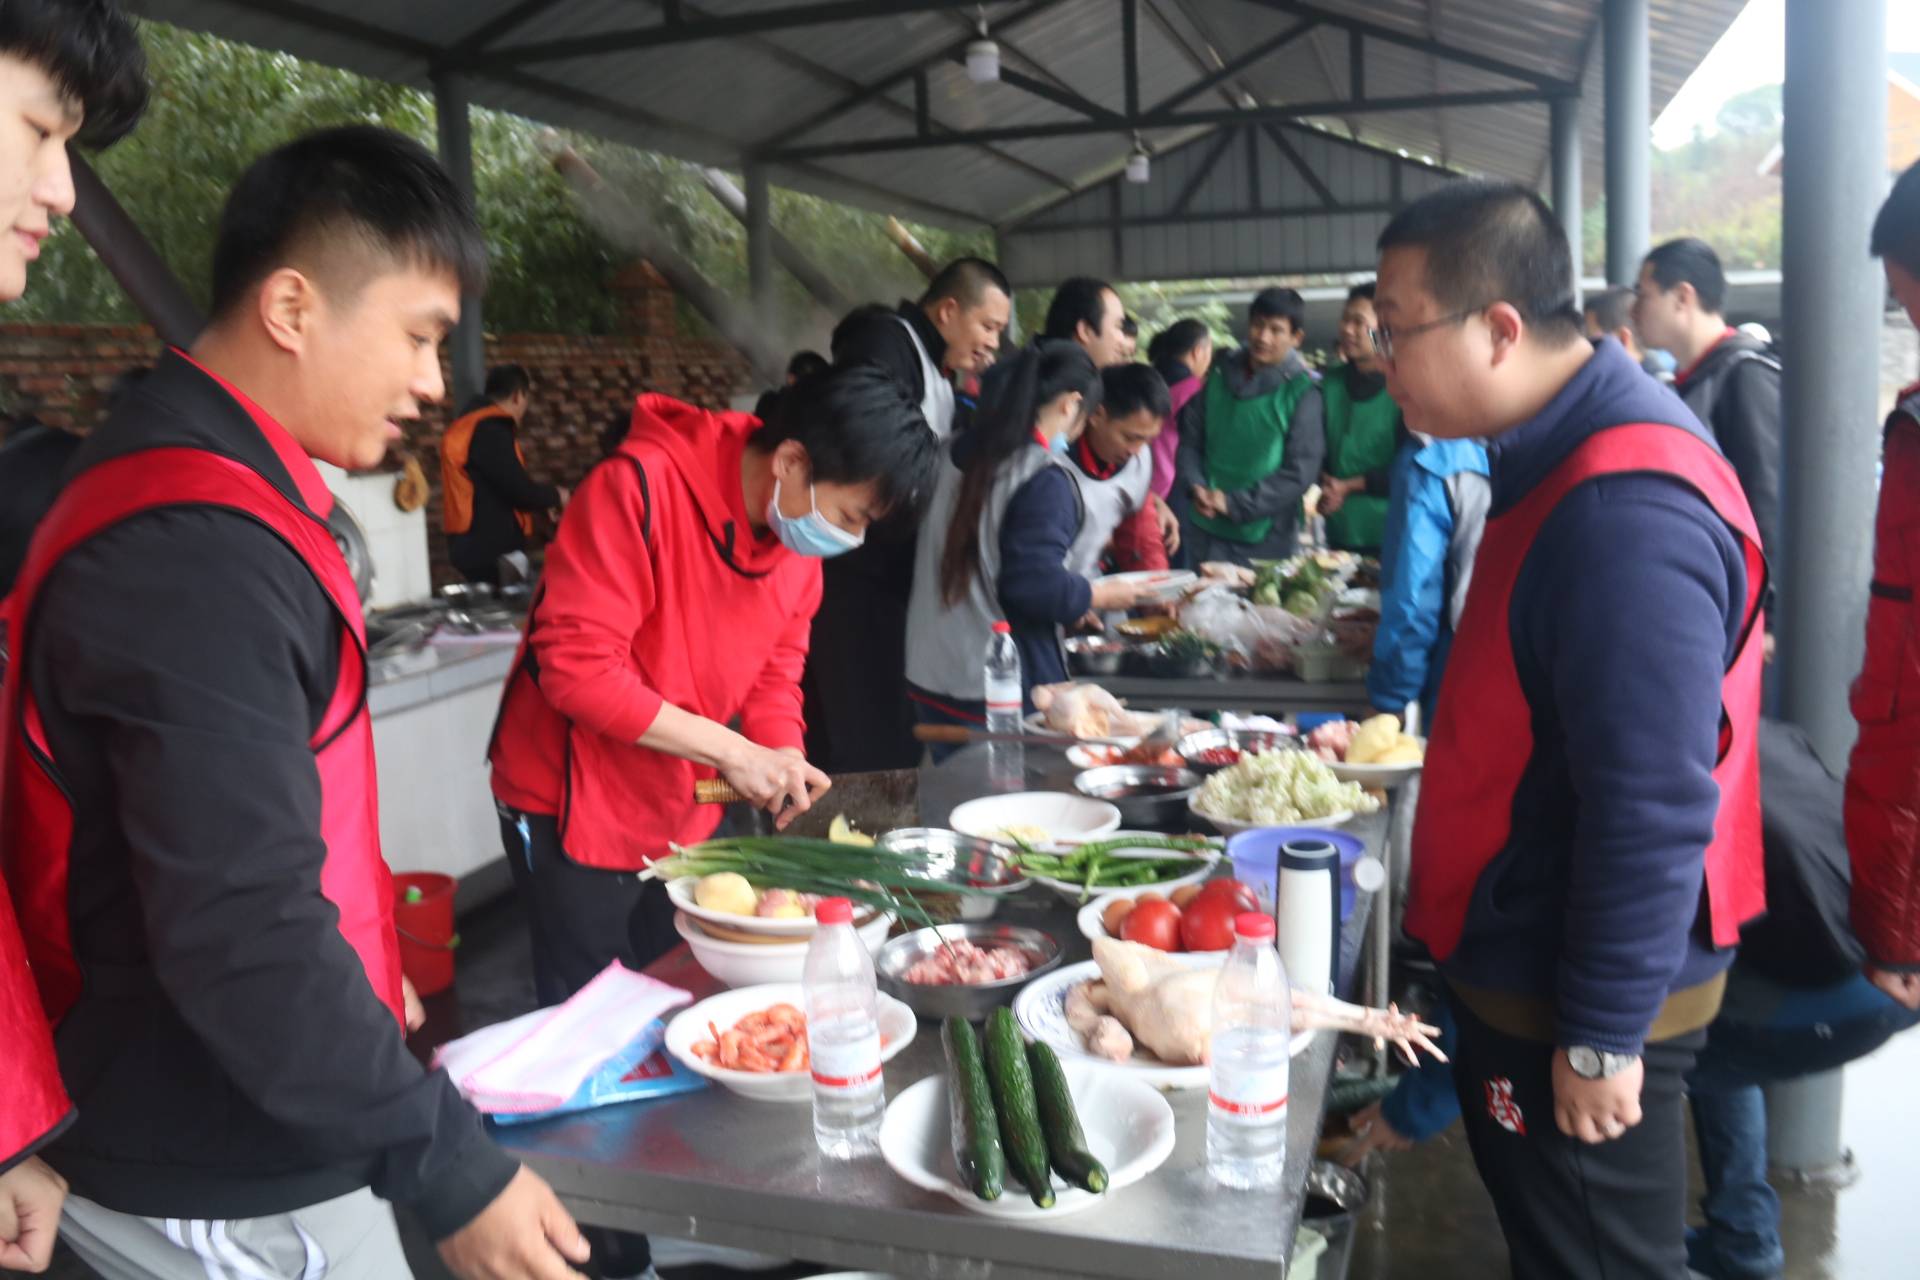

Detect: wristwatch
[1566, 1046, 1637, 1079]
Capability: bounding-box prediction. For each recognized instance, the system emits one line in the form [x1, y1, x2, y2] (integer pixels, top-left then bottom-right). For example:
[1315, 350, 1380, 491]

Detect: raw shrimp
[689, 1005, 813, 1073]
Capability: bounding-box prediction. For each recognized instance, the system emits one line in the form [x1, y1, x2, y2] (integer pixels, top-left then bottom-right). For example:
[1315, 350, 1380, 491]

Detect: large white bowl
[663, 982, 916, 1103]
[664, 877, 881, 940]
[673, 910, 893, 988]
[1186, 791, 1355, 838]
[948, 792, 1122, 850]
[1326, 743, 1427, 789]
[879, 1062, 1176, 1217]
[1013, 956, 1314, 1090]
[1073, 886, 1273, 945]
[1018, 832, 1222, 903]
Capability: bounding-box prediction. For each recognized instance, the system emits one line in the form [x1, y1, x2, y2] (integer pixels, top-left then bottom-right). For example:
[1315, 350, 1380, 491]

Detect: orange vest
[441, 407, 533, 538]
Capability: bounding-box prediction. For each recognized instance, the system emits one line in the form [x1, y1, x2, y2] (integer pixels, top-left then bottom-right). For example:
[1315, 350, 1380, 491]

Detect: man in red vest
[0, 2, 147, 1272]
[1375, 181, 1766, 1278]
[1, 128, 588, 1279]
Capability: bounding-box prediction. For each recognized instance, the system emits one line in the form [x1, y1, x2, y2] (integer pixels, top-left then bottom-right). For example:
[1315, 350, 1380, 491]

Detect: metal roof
[137, 1, 1740, 279]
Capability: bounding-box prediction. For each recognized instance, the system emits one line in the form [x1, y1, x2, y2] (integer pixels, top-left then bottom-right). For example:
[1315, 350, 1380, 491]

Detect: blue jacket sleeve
[996, 468, 1094, 626]
[1521, 476, 1745, 1054]
[1378, 1001, 1460, 1141]
[1367, 452, 1451, 715]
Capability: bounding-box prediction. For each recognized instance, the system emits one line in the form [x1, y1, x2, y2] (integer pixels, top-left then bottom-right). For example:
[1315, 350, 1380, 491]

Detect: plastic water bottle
[984, 621, 1024, 787]
[1207, 912, 1292, 1189]
[804, 897, 885, 1157]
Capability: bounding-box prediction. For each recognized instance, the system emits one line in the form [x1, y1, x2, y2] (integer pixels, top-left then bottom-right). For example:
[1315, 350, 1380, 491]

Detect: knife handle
[912, 724, 975, 744]
[694, 778, 741, 805]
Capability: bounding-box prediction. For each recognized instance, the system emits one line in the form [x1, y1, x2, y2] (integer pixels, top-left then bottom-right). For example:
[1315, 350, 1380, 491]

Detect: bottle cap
[1233, 912, 1275, 940]
[992, 620, 1011, 634]
[815, 897, 854, 925]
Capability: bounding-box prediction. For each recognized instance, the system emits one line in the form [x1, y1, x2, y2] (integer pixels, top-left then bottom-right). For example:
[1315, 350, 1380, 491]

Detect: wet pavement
[18, 890, 1920, 1279]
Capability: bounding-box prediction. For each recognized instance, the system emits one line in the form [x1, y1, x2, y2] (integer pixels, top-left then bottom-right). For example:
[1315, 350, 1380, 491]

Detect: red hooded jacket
[1846, 383, 1920, 970]
[490, 395, 822, 870]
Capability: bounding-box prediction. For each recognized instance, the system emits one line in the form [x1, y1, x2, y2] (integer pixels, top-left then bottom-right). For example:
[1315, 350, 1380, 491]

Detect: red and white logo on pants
[1485, 1076, 1527, 1136]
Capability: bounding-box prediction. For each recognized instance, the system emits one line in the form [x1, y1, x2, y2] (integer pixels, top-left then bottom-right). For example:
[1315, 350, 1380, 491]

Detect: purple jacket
[1150, 373, 1204, 499]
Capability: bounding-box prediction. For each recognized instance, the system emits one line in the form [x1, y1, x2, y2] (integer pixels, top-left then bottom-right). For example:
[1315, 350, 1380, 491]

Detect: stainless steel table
[1098, 673, 1371, 717]
[499, 747, 1378, 1279]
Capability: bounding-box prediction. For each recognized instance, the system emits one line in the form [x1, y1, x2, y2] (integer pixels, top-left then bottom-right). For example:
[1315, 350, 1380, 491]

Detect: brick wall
[0, 262, 755, 586]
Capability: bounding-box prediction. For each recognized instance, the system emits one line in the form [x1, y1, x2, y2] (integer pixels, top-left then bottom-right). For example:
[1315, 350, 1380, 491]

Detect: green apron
[1189, 367, 1315, 545]
[1319, 364, 1401, 552]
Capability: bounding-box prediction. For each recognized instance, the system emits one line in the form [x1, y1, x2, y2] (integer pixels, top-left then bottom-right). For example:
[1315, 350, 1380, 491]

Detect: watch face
[1568, 1046, 1602, 1077]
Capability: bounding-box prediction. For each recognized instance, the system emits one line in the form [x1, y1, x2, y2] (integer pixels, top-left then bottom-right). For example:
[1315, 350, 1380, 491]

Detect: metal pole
[699, 168, 851, 313]
[745, 164, 773, 315]
[68, 152, 204, 348]
[1550, 96, 1584, 307]
[1601, 0, 1649, 285]
[433, 71, 485, 410]
[1772, 0, 1887, 1179]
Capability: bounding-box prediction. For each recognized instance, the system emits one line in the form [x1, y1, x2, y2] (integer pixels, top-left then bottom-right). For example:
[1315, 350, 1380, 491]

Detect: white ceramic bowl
[663, 982, 916, 1102]
[1186, 791, 1355, 838]
[1327, 742, 1427, 789]
[1017, 832, 1221, 903]
[665, 877, 882, 940]
[673, 910, 893, 988]
[1073, 886, 1272, 945]
[879, 1061, 1176, 1217]
[948, 792, 1122, 850]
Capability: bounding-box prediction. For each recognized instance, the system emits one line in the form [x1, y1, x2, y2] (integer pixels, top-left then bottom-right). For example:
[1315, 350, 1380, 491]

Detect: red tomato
[1197, 877, 1259, 915]
[1121, 899, 1183, 952]
[1179, 894, 1240, 951]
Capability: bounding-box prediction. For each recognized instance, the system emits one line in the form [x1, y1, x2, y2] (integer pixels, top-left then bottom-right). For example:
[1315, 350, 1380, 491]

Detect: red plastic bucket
[393, 872, 458, 996]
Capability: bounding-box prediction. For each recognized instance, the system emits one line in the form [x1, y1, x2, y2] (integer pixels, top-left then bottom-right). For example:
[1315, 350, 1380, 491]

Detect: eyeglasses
[1368, 305, 1488, 364]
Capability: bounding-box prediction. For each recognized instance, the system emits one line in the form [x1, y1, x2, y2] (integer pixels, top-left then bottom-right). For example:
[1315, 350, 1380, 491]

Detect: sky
[1651, 0, 1920, 149]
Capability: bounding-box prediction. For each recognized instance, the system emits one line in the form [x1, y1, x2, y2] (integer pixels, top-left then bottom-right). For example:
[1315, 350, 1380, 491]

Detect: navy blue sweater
[1443, 339, 1750, 1056]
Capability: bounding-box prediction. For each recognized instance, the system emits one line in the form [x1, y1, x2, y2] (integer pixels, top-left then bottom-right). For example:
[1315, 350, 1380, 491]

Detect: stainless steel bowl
[1175, 726, 1299, 776]
[876, 827, 1026, 920]
[1072, 763, 1202, 828]
[875, 922, 1063, 1021]
[1064, 635, 1125, 676]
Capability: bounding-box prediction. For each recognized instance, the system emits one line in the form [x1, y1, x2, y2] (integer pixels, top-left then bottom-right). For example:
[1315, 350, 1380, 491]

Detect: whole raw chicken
[1031, 682, 1136, 739]
[1089, 938, 1446, 1066]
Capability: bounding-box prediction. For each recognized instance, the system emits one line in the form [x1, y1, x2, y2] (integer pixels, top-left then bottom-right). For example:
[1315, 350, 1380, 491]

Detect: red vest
[1407, 423, 1768, 961]
[0, 448, 405, 1050]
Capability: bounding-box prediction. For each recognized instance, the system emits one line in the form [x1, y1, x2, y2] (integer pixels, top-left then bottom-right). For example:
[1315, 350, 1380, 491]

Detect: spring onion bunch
[646, 835, 1003, 928]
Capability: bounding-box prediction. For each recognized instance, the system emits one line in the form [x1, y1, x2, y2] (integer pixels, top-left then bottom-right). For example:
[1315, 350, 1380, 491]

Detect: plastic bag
[487, 1018, 707, 1126]
[1178, 586, 1317, 672]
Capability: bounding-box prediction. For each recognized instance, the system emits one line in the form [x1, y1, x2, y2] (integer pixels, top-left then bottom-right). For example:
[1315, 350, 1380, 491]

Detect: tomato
[1179, 894, 1240, 952]
[1197, 877, 1259, 914]
[1121, 899, 1183, 951]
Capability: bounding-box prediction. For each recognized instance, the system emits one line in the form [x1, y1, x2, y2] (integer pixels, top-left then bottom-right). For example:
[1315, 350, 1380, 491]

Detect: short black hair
[1872, 157, 1920, 278]
[1346, 281, 1376, 304]
[1377, 179, 1583, 346]
[485, 364, 531, 401]
[749, 362, 938, 519]
[1583, 285, 1636, 335]
[786, 350, 829, 381]
[1644, 237, 1727, 314]
[1043, 276, 1118, 342]
[1100, 362, 1171, 422]
[0, 1, 147, 148]
[921, 257, 1011, 311]
[1146, 318, 1211, 380]
[1250, 286, 1305, 332]
[209, 125, 488, 320]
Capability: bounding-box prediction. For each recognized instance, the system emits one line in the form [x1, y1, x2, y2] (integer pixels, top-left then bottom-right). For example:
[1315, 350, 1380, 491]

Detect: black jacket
[801, 301, 949, 772]
[27, 352, 516, 1237]
[1676, 332, 1783, 571]
[0, 420, 82, 596]
[449, 411, 559, 582]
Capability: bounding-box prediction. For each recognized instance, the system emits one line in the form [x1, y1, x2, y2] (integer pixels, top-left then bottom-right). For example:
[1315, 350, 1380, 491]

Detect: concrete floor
[17, 892, 1920, 1280]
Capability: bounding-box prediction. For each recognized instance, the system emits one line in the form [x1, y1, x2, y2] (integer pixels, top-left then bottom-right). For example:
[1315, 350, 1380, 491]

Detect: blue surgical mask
[766, 478, 864, 558]
[1048, 433, 1072, 455]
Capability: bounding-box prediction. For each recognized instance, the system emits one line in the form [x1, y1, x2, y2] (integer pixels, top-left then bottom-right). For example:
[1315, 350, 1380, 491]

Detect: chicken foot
[1290, 988, 1446, 1066]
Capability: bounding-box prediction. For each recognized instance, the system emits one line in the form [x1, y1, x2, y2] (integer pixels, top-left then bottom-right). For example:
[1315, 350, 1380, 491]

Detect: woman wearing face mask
[906, 340, 1146, 742]
[488, 366, 937, 1001]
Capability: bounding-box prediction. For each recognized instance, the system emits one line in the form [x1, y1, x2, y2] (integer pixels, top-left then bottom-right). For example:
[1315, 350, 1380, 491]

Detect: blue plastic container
[1226, 826, 1366, 919]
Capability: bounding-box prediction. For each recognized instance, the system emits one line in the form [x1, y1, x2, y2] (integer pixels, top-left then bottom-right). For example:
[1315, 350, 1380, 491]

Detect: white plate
[1186, 792, 1355, 838]
[1013, 956, 1314, 1090]
[665, 877, 881, 939]
[1095, 569, 1198, 605]
[1019, 833, 1221, 903]
[1023, 710, 1145, 746]
[879, 1063, 1175, 1217]
[663, 983, 916, 1103]
[1327, 742, 1427, 788]
[1073, 887, 1272, 945]
[948, 792, 1122, 850]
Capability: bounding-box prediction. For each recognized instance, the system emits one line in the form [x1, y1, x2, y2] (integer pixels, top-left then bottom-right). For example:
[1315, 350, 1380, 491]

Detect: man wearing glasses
[1375, 181, 1766, 1280]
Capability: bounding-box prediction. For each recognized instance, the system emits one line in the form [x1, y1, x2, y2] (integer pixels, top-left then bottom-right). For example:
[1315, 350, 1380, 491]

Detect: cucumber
[983, 1007, 1055, 1208]
[1026, 1041, 1108, 1193]
[941, 1017, 1004, 1201]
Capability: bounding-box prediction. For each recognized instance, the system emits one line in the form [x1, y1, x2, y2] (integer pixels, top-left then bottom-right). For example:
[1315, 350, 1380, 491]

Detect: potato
[827, 814, 875, 846]
[693, 871, 758, 916]
[1376, 737, 1425, 765]
[1102, 898, 1137, 935]
[1170, 884, 1205, 909]
[1347, 713, 1403, 765]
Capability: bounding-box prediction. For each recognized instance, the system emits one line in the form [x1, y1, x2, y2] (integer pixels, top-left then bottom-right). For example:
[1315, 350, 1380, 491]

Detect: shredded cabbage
[1195, 748, 1380, 824]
